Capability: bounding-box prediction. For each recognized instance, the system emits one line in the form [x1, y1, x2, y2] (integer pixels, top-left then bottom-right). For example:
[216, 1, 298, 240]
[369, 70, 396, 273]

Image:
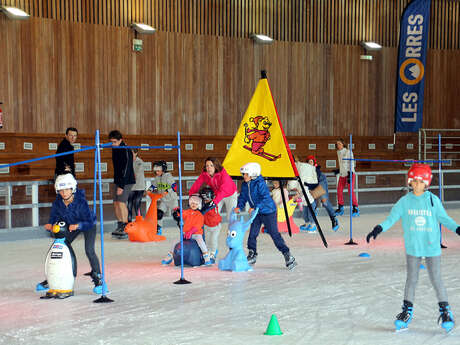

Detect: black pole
[297, 176, 328, 248]
[278, 180, 292, 237]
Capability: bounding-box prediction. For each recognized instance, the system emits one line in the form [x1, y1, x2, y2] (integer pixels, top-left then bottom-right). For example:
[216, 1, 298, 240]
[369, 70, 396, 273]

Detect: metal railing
[1, 170, 460, 231]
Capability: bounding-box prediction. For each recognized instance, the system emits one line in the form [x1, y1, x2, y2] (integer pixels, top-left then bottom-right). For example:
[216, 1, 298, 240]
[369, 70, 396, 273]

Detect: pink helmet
[407, 163, 433, 187]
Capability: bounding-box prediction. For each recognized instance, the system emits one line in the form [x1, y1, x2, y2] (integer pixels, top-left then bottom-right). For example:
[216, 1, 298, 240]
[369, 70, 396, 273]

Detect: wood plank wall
[0, 0, 459, 138]
[1, 0, 459, 49]
[1, 16, 459, 137]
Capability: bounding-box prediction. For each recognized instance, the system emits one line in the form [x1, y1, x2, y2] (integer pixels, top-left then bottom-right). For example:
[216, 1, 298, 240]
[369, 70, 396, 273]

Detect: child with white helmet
[149, 160, 179, 235]
[36, 174, 104, 295]
[234, 162, 297, 270]
[366, 163, 460, 332]
[161, 194, 212, 266]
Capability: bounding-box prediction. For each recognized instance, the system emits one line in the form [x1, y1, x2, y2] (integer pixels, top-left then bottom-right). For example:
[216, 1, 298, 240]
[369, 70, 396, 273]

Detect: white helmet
[189, 195, 202, 209]
[240, 162, 261, 178]
[55, 174, 77, 193]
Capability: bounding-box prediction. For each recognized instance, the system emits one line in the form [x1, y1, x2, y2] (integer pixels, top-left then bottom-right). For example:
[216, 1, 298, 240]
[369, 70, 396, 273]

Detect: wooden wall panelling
[1, 0, 459, 48]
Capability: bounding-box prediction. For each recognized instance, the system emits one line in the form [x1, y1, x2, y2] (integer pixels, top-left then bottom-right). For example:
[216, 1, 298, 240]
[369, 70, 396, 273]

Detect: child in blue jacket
[36, 174, 103, 294]
[366, 164, 459, 332]
[234, 162, 297, 270]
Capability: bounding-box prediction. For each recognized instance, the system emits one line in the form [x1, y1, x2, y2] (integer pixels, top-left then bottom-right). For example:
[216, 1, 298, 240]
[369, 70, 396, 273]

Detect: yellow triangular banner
[223, 74, 298, 178]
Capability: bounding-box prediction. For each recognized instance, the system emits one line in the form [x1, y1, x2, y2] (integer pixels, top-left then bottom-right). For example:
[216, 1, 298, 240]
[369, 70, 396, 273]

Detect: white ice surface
[2, 210, 460, 345]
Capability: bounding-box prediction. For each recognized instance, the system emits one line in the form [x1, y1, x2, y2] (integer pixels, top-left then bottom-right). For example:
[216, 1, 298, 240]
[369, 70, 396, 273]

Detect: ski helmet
[199, 187, 215, 202]
[55, 173, 77, 193]
[189, 195, 202, 209]
[153, 160, 167, 172]
[407, 163, 432, 187]
[240, 162, 261, 178]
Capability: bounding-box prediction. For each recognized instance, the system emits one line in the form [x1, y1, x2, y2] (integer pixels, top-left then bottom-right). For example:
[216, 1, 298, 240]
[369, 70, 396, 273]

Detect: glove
[200, 200, 216, 215]
[456, 226, 460, 236]
[172, 207, 181, 226]
[184, 227, 198, 240]
[366, 225, 383, 243]
[333, 169, 340, 176]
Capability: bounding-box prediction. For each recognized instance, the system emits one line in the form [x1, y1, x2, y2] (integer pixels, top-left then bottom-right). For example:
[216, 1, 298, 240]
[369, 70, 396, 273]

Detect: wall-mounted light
[0, 6, 30, 20]
[360, 41, 382, 60]
[130, 23, 156, 35]
[250, 34, 274, 45]
[360, 41, 382, 51]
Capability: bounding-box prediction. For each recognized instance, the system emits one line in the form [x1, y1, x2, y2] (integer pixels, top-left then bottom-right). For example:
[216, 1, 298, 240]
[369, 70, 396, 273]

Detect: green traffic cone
[264, 314, 283, 335]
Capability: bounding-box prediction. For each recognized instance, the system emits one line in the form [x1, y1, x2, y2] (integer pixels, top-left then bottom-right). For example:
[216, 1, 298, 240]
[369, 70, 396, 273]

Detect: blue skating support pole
[439, 134, 446, 248]
[174, 131, 190, 285]
[93, 146, 97, 215]
[94, 130, 114, 303]
[345, 134, 357, 245]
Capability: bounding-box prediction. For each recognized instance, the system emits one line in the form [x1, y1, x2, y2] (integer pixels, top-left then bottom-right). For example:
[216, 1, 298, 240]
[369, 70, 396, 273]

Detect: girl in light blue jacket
[366, 164, 459, 332]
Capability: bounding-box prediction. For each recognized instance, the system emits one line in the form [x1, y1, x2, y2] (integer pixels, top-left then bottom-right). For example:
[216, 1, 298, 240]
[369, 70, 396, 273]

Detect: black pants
[128, 190, 144, 222]
[66, 226, 101, 275]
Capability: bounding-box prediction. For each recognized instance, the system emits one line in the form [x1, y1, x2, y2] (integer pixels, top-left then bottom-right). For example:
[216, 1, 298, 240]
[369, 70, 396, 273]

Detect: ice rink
[2, 208, 460, 345]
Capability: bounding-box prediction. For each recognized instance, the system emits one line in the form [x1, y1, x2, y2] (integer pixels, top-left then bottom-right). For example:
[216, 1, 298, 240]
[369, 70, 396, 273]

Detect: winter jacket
[182, 208, 205, 235]
[237, 175, 276, 215]
[55, 138, 75, 176]
[188, 168, 237, 205]
[48, 189, 96, 231]
[132, 157, 145, 191]
[111, 141, 136, 189]
[379, 191, 458, 257]
[337, 148, 354, 177]
[151, 172, 178, 203]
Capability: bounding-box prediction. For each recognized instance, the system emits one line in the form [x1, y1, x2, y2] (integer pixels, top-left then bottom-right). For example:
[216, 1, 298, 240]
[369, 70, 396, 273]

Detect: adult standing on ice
[188, 157, 237, 223]
[366, 163, 459, 332]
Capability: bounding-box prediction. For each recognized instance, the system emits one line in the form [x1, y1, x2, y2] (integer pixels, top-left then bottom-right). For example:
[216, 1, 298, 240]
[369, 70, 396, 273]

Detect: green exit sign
[133, 39, 143, 52]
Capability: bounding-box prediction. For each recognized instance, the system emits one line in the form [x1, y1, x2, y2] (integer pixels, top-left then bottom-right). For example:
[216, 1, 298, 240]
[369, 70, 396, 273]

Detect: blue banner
[395, 0, 431, 132]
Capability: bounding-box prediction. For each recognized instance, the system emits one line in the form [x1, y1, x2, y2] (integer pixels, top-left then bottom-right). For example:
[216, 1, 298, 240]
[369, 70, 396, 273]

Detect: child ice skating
[162, 195, 212, 266]
[335, 138, 359, 217]
[234, 162, 297, 270]
[149, 160, 178, 235]
[36, 174, 103, 296]
[366, 163, 459, 332]
[199, 186, 222, 263]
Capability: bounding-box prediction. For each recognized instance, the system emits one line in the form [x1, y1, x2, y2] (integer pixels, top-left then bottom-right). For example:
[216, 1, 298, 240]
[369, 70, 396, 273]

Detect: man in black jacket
[55, 127, 78, 177]
[108, 130, 136, 238]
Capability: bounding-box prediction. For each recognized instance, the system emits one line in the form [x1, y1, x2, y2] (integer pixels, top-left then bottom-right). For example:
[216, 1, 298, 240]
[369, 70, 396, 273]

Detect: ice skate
[352, 206, 360, 217]
[111, 222, 128, 239]
[203, 252, 213, 266]
[335, 205, 344, 216]
[91, 272, 105, 294]
[395, 300, 413, 331]
[331, 216, 339, 232]
[36, 279, 49, 292]
[157, 225, 162, 235]
[283, 252, 297, 270]
[299, 223, 311, 232]
[40, 290, 56, 299]
[247, 249, 257, 265]
[438, 302, 455, 333]
[161, 252, 173, 265]
[308, 224, 317, 233]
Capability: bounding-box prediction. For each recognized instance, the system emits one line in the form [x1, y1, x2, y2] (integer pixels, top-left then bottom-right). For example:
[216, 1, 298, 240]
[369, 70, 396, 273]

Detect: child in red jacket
[161, 195, 212, 266]
[200, 187, 222, 263]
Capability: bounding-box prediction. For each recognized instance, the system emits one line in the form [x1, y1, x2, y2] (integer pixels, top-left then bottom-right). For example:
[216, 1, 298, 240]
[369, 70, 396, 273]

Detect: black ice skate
[112, 222, 128, 239]
[395, 300, 413, 331]
[247, 249, 257, 265]
[283, 252, 297, 270]
[438, 302, 455, 332]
